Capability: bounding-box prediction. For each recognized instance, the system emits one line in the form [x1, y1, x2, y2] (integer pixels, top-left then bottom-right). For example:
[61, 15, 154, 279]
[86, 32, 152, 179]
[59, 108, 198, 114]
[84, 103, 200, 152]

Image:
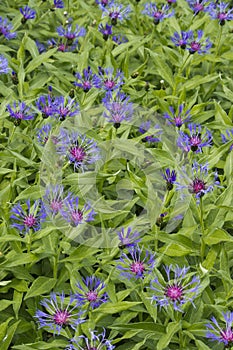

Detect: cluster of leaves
[0, 0, 233, 349]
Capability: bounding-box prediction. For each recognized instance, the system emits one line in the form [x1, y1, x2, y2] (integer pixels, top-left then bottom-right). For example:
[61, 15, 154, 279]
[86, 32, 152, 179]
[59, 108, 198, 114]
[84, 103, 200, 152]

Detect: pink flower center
[23, 214, 36, 228]
[191, 178, 206, 194]
[86, 290, 98, 302]
[218, 13, 227, 20]
[194, 3, 204, 12]
[83, 81, 92, 90]
[154, 11, 162, 19]
[104, 80, 115, 89]
[165, 284, 183, 300]
[130, 261, 145, 275]
[70, 147, 86, 162]
[174, 116, 183, 127]
[15, 111, 24, 119]
[50, 200, 63, 213]
[190, 42, 201, 52]
[220, 328, 233, 343]
[71, 209, 83, 224]
[53, 309, 70, 325]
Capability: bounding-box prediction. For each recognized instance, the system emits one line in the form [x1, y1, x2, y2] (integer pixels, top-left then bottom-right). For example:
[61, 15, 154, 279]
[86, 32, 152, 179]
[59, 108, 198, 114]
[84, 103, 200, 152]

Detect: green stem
[199, 197, 206, 261]
[211, 25, 223, 74]
[8, 125, 16, 146]
[172, 53, 192, 96]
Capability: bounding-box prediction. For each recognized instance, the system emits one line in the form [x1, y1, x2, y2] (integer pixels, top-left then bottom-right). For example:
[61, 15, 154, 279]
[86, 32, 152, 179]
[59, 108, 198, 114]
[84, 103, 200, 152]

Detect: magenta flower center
[15, 111, 24, 119]
[53, 309, 70, 325]
[23, 214, 36, 228]
[165, 284, 183, 300]
[190, 42, 201, 52]
[194, 3, 204, 12]
[154, 11, 163, 19]
[86, 290, 98, 302]
[50, 200, 63, 213]
[58, 44, 67, 52]
[174, 116, 183, 127]
[218, 13, 227, 20]
[190, 134, 202, 146]
[220, 328, 233, 343]
[83, 81, 92, 90]
[191, 178, 206, 194]
[71, 209, 83, 223]
[104, 80, 115, 89]
[130, 261, 145, 275]
[70, 147, 86, 162]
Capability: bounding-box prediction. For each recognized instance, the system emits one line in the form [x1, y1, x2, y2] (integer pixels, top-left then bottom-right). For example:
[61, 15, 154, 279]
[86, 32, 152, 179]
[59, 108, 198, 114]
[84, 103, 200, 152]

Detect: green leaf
[0, 253, 38, 268]
[204, 228, 233, 245]
[25, 48, 57, 74]
[0, 300, 13, 311]
[24, 276, 56, 299]
[1, 320, 20, 350]
[94, 301, 142, 314]
[157, 322, 181, 350]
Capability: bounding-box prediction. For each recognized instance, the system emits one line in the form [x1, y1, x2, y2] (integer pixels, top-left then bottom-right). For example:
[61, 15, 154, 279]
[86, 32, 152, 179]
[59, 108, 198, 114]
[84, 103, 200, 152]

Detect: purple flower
[117, 227, 141, 248]
[117, 245, 156, 280]
[187, 30, 212, 54]
[142, 3, 174, 25]
[112, 34, 128, 44]
[171, 31, 193, 49]
[96, 0, 110, 6]
[74, 67, 101, 92]
[222, 128, 233, 151]
[43, 185, 70, 217]
[36, 124, 52, 145]
[61, 195, 96, 227]
[164, 104, 191, 127]
[206, 312, 233, 346]
[139, 121, 162, 143]
[75, 276, 108, 309]
[186, 0, 209, 15]
[53, 96, 79, 121]
[56, 129, 100, 172]
[98, 23, 112, 40]
[98, 67, 124, 91]
[100, 1, 131, 25]
[162, 168, 177, 191]
[35, 292, 85, 335]
[207, 1, 233, 25]
[102, 90, 134, 126]
[53, 0, 64, 8]
[20, 6, 36, 23]
[149, 265, 200, 312]
[67, 329, 115, 350]
[7, 101, 35, 126]
[177, 123, 212, 153]
[36, 40, 46, 54]
[11, 200, 46, 234]
[176, 162, 220, 203]
[57, 23, 86, 44]
[35, 93, 57, 118]
[0, 16, 17, 40]
[0, 54, 9, 74]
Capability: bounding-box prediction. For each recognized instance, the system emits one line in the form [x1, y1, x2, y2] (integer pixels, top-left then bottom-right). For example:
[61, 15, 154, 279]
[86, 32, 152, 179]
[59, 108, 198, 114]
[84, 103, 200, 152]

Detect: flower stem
[199, 197, 206, 261]
[211, 25, 223, 74]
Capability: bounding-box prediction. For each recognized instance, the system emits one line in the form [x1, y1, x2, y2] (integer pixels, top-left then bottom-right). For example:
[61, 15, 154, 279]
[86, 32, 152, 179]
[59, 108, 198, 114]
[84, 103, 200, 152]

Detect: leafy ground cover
[0, 0, 233, 349]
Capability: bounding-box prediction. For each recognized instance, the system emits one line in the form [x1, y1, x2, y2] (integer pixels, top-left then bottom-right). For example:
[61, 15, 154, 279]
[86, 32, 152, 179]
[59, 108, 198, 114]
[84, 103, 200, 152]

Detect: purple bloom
[187, 30, 212, 54]
[117, 227, 141, 248]
[149, 265, 200, 312]
[98, 23, 112, 40]
[139, 121, 162, 143]
[7, 101, 35, 126]
[177, 123, 212, 153]
[35, 93, 57, 118]
[102, 90, 134, 126]
[43, 185, 70, 217]
[53, 0, 64, 8]
[171, 31, 192, 49]
[0, 16, 17, 40]
[176, 162, 220, 203]
[117, 245, 156, 280]
[35, 292, 85, 335]
[222, 128, 233, 151]
[74, 67, 101, 92]
[186, 0, 209, 15]
[67, 329, 115, 350]
[100, 1, 131, 25]
[57, 23, 86, 45]
[142, 3, 174, 25]
[61, 195, 96, 227]
[47, 38, 69, 52]
[0, 55, 9, 74]
[36, 40, 46, 54]
[206, 312, 233, 346]
[11, 200, 46, 234]
[164, 104, 191, 127]
[56, 129, 100, 172]
[20, 6, 36, 23]
[53, 96, 79, 121]
[207, 1, 233, 25]
[36, 124, 52, 145]
[96, 0, 110, 6]
[98, 67, 124, 91]
[75, 276, 108, 309]
[112, 34, 128, 44]
[162, 168, 177, 191]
